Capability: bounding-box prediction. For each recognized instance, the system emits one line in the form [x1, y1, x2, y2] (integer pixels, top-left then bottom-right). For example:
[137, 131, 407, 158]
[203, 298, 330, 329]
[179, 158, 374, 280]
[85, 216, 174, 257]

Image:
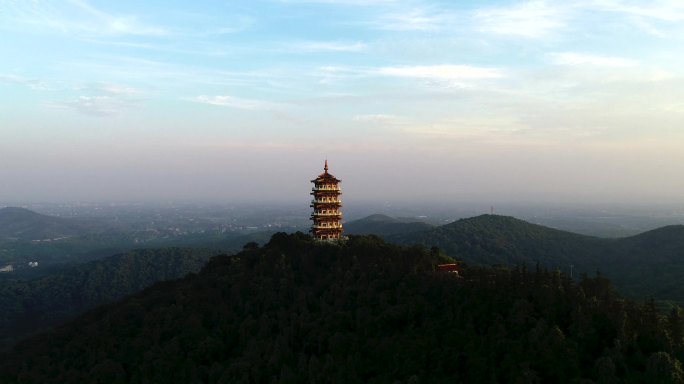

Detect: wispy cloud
[39, 81, 144, 116]
[629, 18, 668, 37]
[52, 54, 291, 93]
[588, 0, 684, 38]
[474, 1, 568, 38]
[378, 65, 504, 80]
[400, 117, 539, 145]
[318, 65, 356, 73]
[550, 52, 638, 67]
[68, 81, 141, 95]
[277, 0, 397, 5]
[79, 38, 231, 57]
[52, 95, 139, 116]
[374, 8, 452, 31]
[311, 65, 367, 85]
[0, 73, 52, 90]
[594, 0, 684, 22]
[353, 114, 398, 122]
[191, 95, 281, 110]
[69, 0, 167, 36]
[189, 15, 256, 37]
[291, 41, 367, 52]
[0, 0, 167, 37]
[97, 83, 139, 95]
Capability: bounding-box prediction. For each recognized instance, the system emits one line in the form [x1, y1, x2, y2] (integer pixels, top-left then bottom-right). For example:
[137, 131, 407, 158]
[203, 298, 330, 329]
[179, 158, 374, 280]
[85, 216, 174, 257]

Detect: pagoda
[310, 160, 343, 240]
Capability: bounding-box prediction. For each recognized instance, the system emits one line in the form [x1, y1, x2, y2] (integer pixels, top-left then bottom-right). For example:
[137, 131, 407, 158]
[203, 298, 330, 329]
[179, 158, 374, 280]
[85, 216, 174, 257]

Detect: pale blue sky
[1, 0, 684, 204]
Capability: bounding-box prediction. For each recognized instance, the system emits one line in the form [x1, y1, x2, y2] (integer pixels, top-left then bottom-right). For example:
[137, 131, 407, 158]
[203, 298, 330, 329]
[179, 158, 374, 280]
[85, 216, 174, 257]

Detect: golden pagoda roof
[311, 159, 341, 182]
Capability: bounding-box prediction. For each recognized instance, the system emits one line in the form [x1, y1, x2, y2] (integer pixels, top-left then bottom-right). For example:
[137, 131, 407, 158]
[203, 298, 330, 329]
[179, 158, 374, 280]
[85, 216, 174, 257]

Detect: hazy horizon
[2, 1, 684, 204]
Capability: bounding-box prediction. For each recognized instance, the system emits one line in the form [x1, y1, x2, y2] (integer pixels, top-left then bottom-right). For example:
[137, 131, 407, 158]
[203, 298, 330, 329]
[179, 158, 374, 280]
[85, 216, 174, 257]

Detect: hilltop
[387, 214, 684, 303]
[2, 233, 683, 383]
[388, 214, 608, 267]
[0, 207, 88, 242]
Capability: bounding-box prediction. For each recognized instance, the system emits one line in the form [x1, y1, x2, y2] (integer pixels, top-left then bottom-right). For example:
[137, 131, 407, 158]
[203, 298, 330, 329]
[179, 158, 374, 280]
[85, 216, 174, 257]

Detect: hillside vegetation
[0, 207, 89, 242]
[2, 233, 684, 383]
[389, 215, 607, 267]
[388, 215, 684, 303]
[0, 247, 215, 350]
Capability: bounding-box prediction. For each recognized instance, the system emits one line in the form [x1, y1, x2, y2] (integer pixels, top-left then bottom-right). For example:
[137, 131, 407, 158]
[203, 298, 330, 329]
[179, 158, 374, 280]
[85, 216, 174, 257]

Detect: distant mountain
[345, 214, 434, 236]
[603, 225, 684, 300]
[388, 214, 608, 267]
[0, 247, 215, 350]
[1, 233, 681, 383]
[618, 225, 684, 255]
[0, 207, 88, 242]
[525, 216, 642, 238]
[388, 214, 684, 303]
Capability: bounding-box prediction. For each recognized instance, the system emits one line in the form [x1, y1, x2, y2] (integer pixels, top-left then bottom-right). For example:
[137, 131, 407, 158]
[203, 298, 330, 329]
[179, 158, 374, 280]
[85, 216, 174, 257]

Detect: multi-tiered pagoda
[310, 160, 343, 240]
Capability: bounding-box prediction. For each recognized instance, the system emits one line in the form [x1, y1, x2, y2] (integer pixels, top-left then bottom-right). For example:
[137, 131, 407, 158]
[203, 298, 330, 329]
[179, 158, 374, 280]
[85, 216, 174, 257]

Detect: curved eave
[311, 175, 341, 183]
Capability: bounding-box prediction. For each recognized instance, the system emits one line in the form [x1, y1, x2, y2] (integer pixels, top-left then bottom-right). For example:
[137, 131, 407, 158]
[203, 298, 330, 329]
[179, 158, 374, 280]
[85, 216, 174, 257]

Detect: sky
[1, 0, 684, 205]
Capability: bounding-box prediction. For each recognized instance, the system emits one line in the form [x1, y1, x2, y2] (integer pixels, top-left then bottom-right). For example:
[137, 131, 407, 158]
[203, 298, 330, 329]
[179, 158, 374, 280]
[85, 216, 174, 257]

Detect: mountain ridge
[388, 214, 606, 266]
[0, 207, 88, 242]
[1, 233, 682, 383]
[385, 214, 684, 302]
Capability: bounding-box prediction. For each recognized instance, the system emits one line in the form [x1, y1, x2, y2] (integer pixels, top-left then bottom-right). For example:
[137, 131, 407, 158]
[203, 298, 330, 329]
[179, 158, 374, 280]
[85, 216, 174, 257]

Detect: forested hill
[0, 207, 88, 241]
[616, 225, 684, 257]
[387, 214, 609, 267]
[387, 215, 684, 303]
[0, 247, 215, 350]
[3, 233, 684, 383]
[345, 214, 434, 236]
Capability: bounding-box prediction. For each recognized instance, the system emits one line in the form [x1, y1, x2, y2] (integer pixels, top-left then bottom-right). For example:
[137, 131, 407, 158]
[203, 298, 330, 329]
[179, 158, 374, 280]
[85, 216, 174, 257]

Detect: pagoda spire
[324, 159, 328, 173]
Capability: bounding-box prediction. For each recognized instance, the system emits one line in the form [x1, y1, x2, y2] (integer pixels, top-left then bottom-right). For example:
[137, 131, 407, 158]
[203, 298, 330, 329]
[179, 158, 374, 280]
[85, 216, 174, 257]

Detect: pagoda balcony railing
[311, 199, 342, 204]
[312, 224, 343, 229]
[312, 187, 341, 192]
[312, 211, 342, 216]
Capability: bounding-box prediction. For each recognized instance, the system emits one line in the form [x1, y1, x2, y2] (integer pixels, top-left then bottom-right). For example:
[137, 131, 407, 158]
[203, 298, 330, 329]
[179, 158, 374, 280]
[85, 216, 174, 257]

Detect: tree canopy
[2, 233, 684, 383]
